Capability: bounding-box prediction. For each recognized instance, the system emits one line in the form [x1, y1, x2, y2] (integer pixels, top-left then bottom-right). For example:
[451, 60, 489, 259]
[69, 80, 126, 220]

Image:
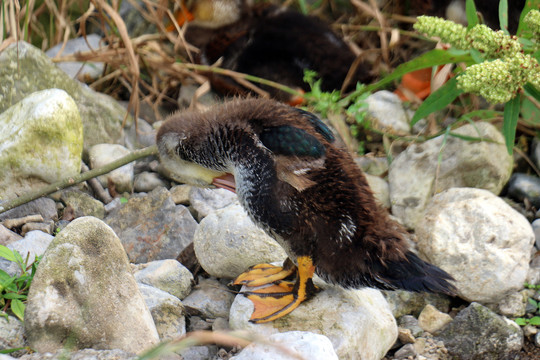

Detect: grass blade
[499, 0, 509, 34]
[465, 0, 479, 29]
[503, 95, 521, 154]
[411, 76, 464, 126]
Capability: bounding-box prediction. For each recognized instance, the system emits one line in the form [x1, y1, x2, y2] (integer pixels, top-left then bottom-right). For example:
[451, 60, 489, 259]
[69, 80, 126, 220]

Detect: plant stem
[0, 145, 158, 215]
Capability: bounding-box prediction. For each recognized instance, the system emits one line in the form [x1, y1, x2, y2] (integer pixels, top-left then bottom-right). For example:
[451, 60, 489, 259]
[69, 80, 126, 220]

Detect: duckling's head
[172, 0, 247, 29]
[156, 110, 236, 191]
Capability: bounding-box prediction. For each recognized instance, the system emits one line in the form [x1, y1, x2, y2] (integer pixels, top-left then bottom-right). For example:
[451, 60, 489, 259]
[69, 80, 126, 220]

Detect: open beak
[212, 173, 236, 193]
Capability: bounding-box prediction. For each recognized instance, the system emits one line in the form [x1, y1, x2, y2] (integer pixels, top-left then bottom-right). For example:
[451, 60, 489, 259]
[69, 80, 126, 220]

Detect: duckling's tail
[384, 251, 457, 296]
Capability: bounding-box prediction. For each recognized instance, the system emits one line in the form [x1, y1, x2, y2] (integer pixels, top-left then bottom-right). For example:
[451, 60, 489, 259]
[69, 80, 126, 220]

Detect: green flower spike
[524, 9, 540, 37]
[414, 16, 469, 49]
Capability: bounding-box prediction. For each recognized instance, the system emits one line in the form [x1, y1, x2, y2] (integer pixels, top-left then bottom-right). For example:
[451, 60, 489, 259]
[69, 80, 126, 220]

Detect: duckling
[157, 98, 456, 323]
[169, 0, 373, 103]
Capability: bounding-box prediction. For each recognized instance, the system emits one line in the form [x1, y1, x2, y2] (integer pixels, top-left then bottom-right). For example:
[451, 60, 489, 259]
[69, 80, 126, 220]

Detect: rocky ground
[1, 36, 540, 360]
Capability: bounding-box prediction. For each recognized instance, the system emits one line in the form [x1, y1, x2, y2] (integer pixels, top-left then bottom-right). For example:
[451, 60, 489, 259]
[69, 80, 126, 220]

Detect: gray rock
[134, 259, 193, 300]
[231, 331, 338, 360]
[177, 83, 221, 109]
[89, 144, 134, 193]
[394, 343, 417, 359]
[105, 187, 197, 263]
[0, 198, 58, 222]
[384, 290, 451, 318]
[0, 224, 22, 246]
[19, 349, 138, 360]
[436, 302, 523, 360]
[354, 156, 389, 177]
[0, 41, 130, 151]
[60, 189, 105, 219]
[527, 252, 540, 286]
[189, 187, 237, 220]
[21, 221, 54, 236]
[193, 203, 287, 279]
[125, 118, 157, 149]
[497, 291, 527, 318]
[365, 174, 390, 208]
[0, 89, 83, 201]
[533, 219, 540, 250]
[0, 315, 25, 353]
[138, 283, 186, 340]
[416, 188, 535, 303]
[366, 91, 411, 135]
[0, 230, 53, 276]
[134, 172, 167, 193]
[507, 173, 540, 208]
[417, 304, 453, 334]
[229, 285, 397, 360]
[45, 34, 105, 80]
[212, 317, 229, 331]
[24, 217, 159, 353]
[398, 315, 424, 338]
[179, 345, 218, 360]
[170, 184, 191, 205]
[535, 331, 540, 347]
[389, 122, 512, 229]
[182, 278, 235, 319]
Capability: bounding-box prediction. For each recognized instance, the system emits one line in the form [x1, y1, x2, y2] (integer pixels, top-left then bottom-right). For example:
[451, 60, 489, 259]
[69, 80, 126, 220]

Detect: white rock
[417, 304, 452, 334]
[134, 259, 193, 300]
[416, 188, 535, 303]
[0, 89, 83, 200]
[138, 283, 186, 340]
[231, 331, 338, 360]
[189, 187, 237, 220]
[365, 173, 390, 208]
[366, 91, 411, 135]
[194, 203, 287, 279]
[182, 278, 235, 319]
[89, 144, 134, 193]
[389, 122, 512, 229]
[229, 283, 397, 360]
[0, 230, 54, 276]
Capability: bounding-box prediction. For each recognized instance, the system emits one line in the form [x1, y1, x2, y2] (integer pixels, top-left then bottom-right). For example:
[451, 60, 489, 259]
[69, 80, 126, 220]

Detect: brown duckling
[169, 0, 374, 103]
[157, 98, 456, 323]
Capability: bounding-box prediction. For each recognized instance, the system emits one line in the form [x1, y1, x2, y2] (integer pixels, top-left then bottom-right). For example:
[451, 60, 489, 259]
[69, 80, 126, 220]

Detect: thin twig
[0, 145, 158, 214]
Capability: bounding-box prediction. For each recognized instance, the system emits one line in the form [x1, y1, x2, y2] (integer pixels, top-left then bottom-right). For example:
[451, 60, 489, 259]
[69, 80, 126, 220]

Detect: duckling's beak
[212, 173, 236, 193]
[166, 1, 194, 31]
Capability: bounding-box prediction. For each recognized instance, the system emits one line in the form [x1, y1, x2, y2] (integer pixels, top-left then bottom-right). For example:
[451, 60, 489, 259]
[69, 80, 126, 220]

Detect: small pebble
[507, 173, 540, 208]
[394, 343, 417, 359]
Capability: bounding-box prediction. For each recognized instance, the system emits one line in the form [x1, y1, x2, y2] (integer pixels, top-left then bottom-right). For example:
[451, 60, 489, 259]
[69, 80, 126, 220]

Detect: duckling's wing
[259, 125, 326, 158]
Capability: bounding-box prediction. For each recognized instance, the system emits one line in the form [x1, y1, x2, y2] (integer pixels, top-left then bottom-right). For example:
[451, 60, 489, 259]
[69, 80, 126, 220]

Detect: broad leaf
[411, 77, 464, 126]
[529, 316, 540, 326]
[503, 95, 521, 154]
[0, 246, 16, 262]
[10, 299, 24, 321]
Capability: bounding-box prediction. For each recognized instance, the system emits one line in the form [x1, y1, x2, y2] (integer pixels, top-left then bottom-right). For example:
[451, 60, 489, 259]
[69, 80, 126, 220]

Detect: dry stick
[0, 145, 158, 215]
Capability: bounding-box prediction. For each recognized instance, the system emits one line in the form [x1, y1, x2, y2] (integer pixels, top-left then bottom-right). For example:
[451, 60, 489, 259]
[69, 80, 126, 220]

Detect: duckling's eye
[260, 125, 326, 158]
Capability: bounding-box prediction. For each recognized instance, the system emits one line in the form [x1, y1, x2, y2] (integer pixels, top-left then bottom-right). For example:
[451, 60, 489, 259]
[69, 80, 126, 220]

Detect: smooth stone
[170, 184, 192, 205]
[0, 230, 53, 276]
[507, 173, 540, 208]
[497, 291, 527, 318]
[182, 278, 235, 319]
[0, 315, 25, 353]
[134, 259, 193, 300]
[0, 198, 58, 222]
[393, 343, 417, 359]
[417, 304, 453, 334]
[436, 302, 523, 359]
[124, 118, 157, 149]
[231, 331, 338, 360]
[193, 203, 287, 279]
[45, 34, 104, 79]
[398, 327, 416, 344]
[366, 91, 411, 135]
[189, 187, 237, 220]
[527, 252, 540, 286]
[138, 283, 186, 340]
[0, 224, 22, 246]
[389, 122, 512, 229]
[533, 219, 540, 250]
[416, 188, 535, 303]
[229, 285, 397, 360]
[133, 171, 167, 193]
[105, 187, 198, 263]
[212, 317, 230, 332]
[354, 156, 389, 177]
[24, 217, 159, 353]
[60, 189, 105, 219]
[0, 41, 130, 151]
[365, 173, 390, 208]
[89, 144, 134, 193]
[177, 83, 221, 109]
[179, 345, 218, 360]
[398, 315, 424, 338]
[535, 332, 540, 347]
[0, 89, 83, 201]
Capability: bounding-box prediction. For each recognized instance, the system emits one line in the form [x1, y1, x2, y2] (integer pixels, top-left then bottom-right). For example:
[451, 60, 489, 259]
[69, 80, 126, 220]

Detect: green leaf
[529, 316, 540, 326]
[365, 49, 473, 94]
[411, 77, 464, 126]
[529, 298, 539, 307]
[514, 317, 527, 326]
[502, 95, 521, 154]
[10, 299, 24, 321]
[0, 347, 27, 354]
[2, 293, 26, 300]
[499, 0, 509, 34]
[469, 49, 485, 64]
[524, 83, 540, 102]
[465, 0, 479, 29]
[0, 246, 17, 262]
[517, 1, 537, 36]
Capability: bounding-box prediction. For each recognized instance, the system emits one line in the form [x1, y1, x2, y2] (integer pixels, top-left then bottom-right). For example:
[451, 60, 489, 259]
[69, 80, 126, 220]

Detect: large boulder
[0, 89, 83, 200]
[24, 216, 159, 353]
[389, 122, 512, 229]
[0, 41, 129, 150]
[416, 188, 535, 303]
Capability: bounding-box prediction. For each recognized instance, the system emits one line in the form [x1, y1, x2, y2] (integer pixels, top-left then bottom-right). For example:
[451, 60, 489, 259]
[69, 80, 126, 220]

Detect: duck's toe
[232, 259, 296, 287]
